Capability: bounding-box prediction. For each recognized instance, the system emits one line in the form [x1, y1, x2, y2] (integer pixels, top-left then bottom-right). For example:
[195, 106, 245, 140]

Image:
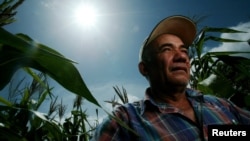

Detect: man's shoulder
[122, 100, 144, 112]
[186, 88, 230, 107]
[201, 93, 233, 108]
[186, 88, 228, 104]
[110, 100, 145, 118]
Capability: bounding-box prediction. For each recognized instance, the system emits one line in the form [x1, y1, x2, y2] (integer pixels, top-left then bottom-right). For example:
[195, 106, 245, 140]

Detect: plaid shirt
[91, 88, 250, 141]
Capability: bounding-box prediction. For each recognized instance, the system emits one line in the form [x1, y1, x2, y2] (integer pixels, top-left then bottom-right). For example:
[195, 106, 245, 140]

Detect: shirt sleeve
[90, 106, 135, 141]
[218, 97, 250, 124]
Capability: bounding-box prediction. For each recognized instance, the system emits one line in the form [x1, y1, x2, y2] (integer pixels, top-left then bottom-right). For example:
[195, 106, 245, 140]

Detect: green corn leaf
[205, 27, 246, 33]
[0, 27, 100, 107]
[205, 36, 245, 43]
[0, 96, 12, 106]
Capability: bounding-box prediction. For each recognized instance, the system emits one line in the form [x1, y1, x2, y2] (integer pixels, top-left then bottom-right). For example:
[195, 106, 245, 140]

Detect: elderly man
[91, 15, 250, 141]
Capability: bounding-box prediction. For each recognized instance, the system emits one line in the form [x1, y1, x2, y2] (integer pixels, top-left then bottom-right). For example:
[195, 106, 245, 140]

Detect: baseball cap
[139, 15, 196, 61]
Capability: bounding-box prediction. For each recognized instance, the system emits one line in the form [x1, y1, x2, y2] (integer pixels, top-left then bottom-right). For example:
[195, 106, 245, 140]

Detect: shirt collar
[140, 87, 204, 114]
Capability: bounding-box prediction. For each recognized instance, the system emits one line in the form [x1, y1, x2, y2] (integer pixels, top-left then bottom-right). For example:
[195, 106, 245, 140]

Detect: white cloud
[209, 21, 250, 58]
[40, 0, 59, 9]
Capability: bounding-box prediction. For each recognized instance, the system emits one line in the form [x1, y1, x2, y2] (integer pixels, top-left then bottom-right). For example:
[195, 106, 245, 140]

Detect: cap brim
[145, 15, 196, 47]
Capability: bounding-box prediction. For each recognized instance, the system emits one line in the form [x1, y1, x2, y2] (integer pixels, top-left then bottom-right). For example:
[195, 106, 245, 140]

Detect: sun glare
[74, 4, 98, 27]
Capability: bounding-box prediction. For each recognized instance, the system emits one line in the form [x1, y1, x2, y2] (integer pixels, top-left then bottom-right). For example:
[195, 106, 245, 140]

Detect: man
[91, 15, 250, 141]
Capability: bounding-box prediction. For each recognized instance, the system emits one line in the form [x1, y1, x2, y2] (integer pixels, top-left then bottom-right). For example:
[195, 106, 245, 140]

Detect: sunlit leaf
[0, 27, 100, 107]
[205, 36, 245, 42]
[205, 27, 246, 33]
[0, 96, 12, 106]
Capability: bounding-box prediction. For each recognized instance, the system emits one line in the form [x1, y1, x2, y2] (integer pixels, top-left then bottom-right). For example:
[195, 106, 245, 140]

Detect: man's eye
[159, 47, 171, 52]
[181, 48, 188, 54]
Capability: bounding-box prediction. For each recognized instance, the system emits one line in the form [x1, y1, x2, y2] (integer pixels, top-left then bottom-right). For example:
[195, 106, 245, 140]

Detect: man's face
[147, 34, 191, 87]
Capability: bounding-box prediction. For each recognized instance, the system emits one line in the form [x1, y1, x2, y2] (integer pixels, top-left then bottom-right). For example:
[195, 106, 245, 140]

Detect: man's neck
[148, 86, 197, 123]
[150, 86, 188, 106]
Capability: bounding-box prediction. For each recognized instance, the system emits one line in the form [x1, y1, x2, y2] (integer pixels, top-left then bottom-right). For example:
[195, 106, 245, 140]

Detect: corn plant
[0, 69, 101, 141]
[0, 0, 100, 108]
[0, 69, 64, 140]
[62, 95, 99, 141]
[0, 1, 101, 140]
[105, 86, 129, 109]
[189, 26, 250, 109]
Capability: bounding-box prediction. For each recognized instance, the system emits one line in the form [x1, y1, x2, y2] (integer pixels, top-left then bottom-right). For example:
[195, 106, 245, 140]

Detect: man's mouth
[171, 66, 187, 72]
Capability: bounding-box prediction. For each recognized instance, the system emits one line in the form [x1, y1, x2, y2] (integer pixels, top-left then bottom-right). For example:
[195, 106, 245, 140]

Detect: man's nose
[173, 50, 189, 62]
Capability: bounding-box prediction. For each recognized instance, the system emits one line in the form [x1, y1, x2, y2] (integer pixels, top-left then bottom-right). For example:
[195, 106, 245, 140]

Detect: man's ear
[138, 62, 148, 76]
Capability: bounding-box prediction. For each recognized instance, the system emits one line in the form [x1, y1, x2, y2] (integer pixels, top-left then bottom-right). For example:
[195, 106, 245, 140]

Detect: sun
[74, 4, 98, 27]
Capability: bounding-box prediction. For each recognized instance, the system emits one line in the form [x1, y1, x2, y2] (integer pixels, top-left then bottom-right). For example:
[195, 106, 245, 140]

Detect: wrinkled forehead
[151, 34, 186, 47]
[144, 33, 187, 52]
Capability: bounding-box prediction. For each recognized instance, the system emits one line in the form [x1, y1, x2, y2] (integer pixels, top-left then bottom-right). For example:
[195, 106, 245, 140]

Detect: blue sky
[2, 0, 250, 123]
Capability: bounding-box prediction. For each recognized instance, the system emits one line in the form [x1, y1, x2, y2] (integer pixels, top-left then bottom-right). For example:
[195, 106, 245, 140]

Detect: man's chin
[170, 78, 189, 86]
